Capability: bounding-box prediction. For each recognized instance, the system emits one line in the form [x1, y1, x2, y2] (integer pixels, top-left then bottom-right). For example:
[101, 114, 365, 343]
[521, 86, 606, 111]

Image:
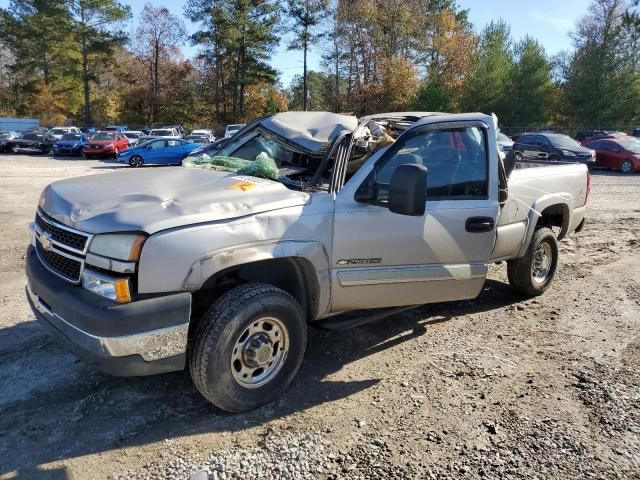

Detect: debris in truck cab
[182, 152, 279, 180]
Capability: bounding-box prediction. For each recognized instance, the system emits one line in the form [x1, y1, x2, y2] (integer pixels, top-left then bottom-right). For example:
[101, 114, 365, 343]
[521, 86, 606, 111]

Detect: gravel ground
[0, 153, 638, 480]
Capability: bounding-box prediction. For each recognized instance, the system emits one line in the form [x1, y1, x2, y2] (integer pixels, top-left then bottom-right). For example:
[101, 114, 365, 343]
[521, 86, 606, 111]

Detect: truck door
[330, 119, 500, 311]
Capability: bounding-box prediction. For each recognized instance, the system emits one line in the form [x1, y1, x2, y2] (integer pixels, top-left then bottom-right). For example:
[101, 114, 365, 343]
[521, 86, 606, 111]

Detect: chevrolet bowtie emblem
[38, 231, 53, 251]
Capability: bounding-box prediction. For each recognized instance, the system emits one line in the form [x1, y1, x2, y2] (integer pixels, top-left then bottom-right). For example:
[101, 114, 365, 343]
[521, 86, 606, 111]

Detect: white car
[46, 126, 81, 141]
[123, 131, 144, 147]
[148, 128, 181, 139]
[191, 129, 216, 142]
[224, 124, 245, 138]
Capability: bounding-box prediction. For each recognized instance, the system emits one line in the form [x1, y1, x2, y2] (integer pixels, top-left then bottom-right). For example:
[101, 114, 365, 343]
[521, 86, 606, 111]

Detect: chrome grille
[34, 210, 92, 284]
[35, 211, 89, 253]
[36, 241, 82, 282]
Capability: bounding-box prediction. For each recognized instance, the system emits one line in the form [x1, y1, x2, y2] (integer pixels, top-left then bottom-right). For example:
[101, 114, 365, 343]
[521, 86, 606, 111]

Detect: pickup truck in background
[25, 111, 589, 411]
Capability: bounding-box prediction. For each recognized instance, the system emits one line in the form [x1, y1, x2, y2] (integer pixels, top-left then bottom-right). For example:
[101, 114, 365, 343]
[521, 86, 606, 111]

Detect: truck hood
[39, 168, 310, 234]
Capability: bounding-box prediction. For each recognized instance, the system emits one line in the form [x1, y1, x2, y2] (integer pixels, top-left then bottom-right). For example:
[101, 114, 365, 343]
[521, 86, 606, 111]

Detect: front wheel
[621, 160, 633, 174]
[128, 155, 143, 168]
[189, 283, 307, 412]
[507, 227, 558, 296]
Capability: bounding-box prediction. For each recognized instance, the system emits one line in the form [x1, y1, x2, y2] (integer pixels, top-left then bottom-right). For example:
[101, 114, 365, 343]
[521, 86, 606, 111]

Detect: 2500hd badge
[336, 258, 383, 265]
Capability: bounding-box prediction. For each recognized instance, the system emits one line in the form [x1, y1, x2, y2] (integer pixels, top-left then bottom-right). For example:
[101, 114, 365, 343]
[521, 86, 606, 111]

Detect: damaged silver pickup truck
[26, 111, 589, 411]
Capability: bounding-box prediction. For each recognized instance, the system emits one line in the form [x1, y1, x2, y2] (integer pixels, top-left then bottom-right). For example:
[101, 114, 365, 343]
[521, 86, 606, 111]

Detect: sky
[1, 0, 593, 86]
[123, 0, 593, 86]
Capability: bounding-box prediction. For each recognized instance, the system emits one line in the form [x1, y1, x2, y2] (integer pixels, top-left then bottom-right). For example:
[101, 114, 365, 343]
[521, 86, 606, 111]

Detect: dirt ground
[0, 154, 638, 480]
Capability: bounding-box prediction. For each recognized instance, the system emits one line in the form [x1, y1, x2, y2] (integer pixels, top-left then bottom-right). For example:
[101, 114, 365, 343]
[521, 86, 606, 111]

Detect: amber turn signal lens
[114, 278, 132, 303]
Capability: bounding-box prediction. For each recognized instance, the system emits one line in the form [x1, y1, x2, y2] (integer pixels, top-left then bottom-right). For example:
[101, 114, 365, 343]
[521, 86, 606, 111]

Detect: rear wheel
[507, 227, 558, 296]
[621, 160, 633, 174]
[189, 283, 307, 412]
[128, 155, 144, 168]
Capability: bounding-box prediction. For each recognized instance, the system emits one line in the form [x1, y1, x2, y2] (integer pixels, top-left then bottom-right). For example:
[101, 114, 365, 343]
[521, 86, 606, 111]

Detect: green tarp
[182, 152, 279, 180]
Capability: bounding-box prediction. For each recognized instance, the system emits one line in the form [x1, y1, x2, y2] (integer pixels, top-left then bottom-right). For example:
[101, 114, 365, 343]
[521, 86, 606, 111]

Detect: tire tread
[507, 227, 558, 297]
[189, 283, 304, 410]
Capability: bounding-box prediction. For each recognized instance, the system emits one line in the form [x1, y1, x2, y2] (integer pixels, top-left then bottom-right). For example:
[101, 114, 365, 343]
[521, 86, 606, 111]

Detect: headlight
[89, 233, 146, 261]
[561, 150, 576, 157]
[103, 144, 114, 149]
[82, 269, 131, 303]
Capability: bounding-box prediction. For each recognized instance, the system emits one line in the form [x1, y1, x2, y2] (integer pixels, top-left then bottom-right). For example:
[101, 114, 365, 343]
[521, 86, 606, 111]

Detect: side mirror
[388, 164, 428, 216]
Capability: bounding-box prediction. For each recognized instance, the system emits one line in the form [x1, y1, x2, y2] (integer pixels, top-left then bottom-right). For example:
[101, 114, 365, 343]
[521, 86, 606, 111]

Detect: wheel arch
[516, 197, 571, 257]
[186, 241, 330, 333]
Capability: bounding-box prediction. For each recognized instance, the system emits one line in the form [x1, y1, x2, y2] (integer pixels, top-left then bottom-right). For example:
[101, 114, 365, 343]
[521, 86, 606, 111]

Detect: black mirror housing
[388, 164, 428, 216]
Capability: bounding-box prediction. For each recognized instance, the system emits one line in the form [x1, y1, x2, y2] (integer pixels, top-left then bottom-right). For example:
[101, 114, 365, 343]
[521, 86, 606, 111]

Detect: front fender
[183, 240, 331, 318]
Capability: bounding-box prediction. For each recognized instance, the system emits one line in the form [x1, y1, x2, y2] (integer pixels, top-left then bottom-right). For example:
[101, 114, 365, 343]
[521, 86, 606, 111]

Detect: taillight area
[585, 170, 591, 204]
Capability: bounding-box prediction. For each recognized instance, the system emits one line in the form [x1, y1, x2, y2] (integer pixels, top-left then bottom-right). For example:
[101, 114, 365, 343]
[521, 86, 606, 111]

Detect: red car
[83, 131, 129, 159]
[585, 137, 640, 174]
[579, 131, 627, 146]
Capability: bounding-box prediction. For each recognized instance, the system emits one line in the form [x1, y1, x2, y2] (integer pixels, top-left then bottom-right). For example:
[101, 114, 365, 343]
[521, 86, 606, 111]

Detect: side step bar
[316, 305, 418, 331]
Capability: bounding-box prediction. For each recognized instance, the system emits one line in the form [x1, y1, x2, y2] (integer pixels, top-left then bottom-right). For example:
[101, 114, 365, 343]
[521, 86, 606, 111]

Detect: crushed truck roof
[260, 111, 358, 154]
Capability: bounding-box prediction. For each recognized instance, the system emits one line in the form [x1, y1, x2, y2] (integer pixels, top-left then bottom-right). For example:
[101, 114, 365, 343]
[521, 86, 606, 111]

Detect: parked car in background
[104, 125, 128, 133]
[84, 131, 129, 158]
[1, 131, 51, 153]
[585, 136, 640, 173]
[224, 123, 245, 138]
[52, 133, 88, 156]
[184, 134, 211, 146]
[0, 131, 20, 152]
[0, 130, 19, 141]
[46, 126, 81, 142]
[148, 127, 181, 139]
[575, 130, 608, 142]
[578, 131, 627, 146]
[632, 128, 640, 138]
[191, 129, 215, 142]
[80, 127, 97, 135]
[123, 131, 144, 147]
[119, 138, 200, 167]
[513, 132, 596, 165]
[163, 125, 186, 137]
[497, 132, 514, 155]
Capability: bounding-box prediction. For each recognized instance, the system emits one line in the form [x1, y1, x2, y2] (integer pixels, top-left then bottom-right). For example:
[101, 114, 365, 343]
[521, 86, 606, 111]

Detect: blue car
[52, 133, 88, 156]
[118, 138, 201, 167]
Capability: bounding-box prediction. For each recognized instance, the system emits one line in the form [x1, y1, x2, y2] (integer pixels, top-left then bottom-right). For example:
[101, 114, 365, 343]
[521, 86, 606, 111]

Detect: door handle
[465, 216, 495, 233]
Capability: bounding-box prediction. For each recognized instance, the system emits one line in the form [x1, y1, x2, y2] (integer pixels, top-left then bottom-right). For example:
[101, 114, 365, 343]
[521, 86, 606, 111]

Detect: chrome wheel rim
[532, 242, 552, 284]
[621, 161, 632, 173]
[230, 317, 289, 389]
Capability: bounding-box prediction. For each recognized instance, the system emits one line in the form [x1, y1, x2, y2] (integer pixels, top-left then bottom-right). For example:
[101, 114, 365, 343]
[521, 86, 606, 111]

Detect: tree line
[0, 0, 638, 131]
